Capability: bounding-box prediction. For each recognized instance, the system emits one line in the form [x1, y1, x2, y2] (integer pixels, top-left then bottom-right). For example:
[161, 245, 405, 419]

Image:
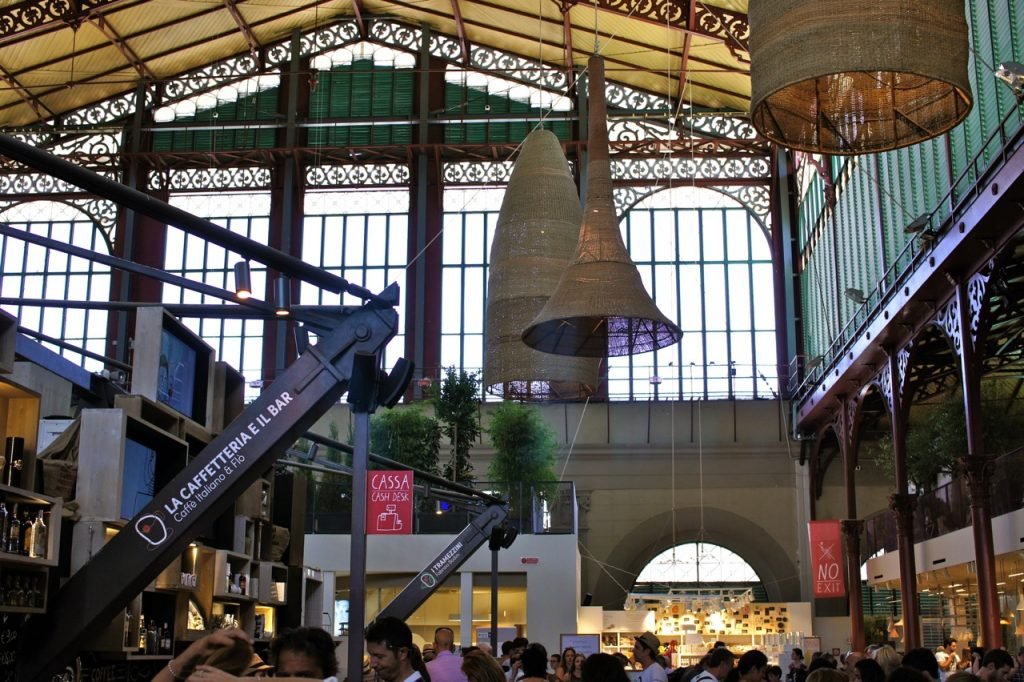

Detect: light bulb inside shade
[274, 276, 290, 316]
[234, 261, 252, 300]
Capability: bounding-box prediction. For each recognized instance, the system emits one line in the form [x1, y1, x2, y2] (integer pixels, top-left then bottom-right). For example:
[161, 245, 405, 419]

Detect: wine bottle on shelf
[18, 511, 30, 556]
[138, 610, 147, 651]
[161, 621, 172, 654]
[6, 504, 20, 554]
[146, 619, 158, 655]
[0, 502, 9, 554]
[29, 512, 46, 560]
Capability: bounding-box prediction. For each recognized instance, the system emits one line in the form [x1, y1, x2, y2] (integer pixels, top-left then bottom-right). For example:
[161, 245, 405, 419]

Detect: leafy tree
[487, 401, 559, 521]
[369, 407, 441, 474]
[431, 367, 480, 483]
[487, 401, 558, 489]
[869, 381, 1024, 489]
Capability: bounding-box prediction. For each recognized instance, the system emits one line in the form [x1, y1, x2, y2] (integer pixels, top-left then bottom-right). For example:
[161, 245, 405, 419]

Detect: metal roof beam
[560, 1, 576, 89]
[351, 0, 367, 38]
[449, 0, 470, 64]
[0, 65, 54, 121]
[676, 0, 696, 103]
[0, 0, 142, 45]
[588, 0, 748, 54]
[222, 0, 262, 60]
[87, 13, 156, 80]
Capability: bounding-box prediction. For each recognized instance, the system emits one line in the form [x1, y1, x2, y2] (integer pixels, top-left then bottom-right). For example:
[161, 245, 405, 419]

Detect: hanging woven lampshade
[484, 129, 600, 400]
[522, 55, 682, 357]
[749, 0, 973, 155]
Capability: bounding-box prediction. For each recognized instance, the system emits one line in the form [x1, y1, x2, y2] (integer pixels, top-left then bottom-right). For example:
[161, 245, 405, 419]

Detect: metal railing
[306, 475, 578, 535]
[792, 102, 1024, 415]
[861, 449, 1024, 561]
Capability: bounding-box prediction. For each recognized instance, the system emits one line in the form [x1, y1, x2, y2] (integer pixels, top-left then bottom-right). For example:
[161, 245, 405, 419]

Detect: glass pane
[724, 209, 750, 260]
[702, 210, 724, 261]
[703, 264, 726, 330]
[628, 211, 652, 262]
[653, 210, 677, 261]
[728, 264, 752, 331]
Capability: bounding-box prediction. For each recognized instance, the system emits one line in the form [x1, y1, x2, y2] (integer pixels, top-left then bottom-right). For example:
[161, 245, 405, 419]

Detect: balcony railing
[861, 448, 1024, 561]
[306, 474, 578, 536]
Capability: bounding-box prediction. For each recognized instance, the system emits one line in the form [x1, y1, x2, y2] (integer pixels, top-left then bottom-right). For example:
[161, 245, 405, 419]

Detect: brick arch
[591, 504, 801, 608]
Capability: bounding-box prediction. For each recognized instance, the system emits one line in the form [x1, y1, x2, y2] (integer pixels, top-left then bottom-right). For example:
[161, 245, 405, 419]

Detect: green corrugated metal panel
[306, 60, 415, 148]
[443, 84, 571, 144]
[950, 0, 1024, 198]
[152, 89, 277, 152]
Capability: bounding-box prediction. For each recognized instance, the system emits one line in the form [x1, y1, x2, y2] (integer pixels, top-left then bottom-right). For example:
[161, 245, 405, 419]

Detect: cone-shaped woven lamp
[484, 129, 600, 400]
[750, 0, 972, 155]
[522, 55, 682, 357]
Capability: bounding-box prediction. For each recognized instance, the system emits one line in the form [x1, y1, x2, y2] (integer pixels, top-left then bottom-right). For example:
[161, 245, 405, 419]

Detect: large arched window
[634, 542, 763, 593]
[0, 201, 111, 372]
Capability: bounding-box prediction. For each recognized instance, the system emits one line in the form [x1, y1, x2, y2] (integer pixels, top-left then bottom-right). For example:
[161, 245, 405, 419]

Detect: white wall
[305, 531, 580, 656]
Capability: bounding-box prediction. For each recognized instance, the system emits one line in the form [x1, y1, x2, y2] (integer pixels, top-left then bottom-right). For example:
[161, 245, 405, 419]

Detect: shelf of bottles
[0, 480, 60, 614]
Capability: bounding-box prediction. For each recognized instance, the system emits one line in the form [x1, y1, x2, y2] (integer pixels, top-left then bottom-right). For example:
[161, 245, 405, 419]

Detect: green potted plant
[369, 407, 441, 474]
[486, 401, 559, 530]
[431, 367, 481, 483]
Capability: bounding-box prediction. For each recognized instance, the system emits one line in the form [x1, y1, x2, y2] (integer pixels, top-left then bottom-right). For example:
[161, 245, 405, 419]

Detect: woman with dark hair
[766, 665, 784, 682]
[558, 649, 578, 682]
[582, 653, 630, 682]
[738, 651, 768, 682]
[571, 655, 587, 682]
[854, 658, 886, 682]
[522, 643, 552, 682]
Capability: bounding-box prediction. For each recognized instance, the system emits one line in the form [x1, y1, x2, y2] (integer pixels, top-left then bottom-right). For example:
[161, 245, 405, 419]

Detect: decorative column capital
[961, 454, 995, 505]
[888, 493, 917, 515]
[840, 519, 865, 538]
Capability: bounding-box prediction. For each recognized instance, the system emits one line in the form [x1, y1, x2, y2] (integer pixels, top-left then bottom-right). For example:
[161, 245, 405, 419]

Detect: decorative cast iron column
[962, 453, 999, 647]
[841, 518, 865, 652]
[882, 347, 920, 648]
[889, 492, 920, 648]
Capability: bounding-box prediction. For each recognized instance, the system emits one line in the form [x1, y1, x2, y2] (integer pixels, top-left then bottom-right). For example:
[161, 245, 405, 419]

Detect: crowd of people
[154, 624, 1024, 682]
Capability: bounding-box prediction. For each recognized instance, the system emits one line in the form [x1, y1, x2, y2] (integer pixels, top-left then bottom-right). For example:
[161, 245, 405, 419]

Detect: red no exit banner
[809, 520, 846, 598]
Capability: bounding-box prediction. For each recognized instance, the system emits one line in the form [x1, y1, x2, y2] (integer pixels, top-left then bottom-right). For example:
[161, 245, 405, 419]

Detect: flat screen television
[120, 418, 189, 521]
[132, 307, 214, 428]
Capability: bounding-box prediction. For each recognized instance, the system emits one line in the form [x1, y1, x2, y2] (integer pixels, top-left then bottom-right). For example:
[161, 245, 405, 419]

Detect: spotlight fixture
[804, 355, 824, 370]
[487, 524, 518, 551]
[995, 62, 1024, 98]
[904, 214, 931, 234]
[649, 375, 662, 385]
[233, 261, 252, 300]
[845, 288, 867, 305]
[274, 276, 290, 316]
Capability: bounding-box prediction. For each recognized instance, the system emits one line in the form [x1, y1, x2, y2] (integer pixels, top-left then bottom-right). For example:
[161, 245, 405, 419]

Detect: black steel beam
[0, 133, 349, 294]
[19, 293, 400, 680]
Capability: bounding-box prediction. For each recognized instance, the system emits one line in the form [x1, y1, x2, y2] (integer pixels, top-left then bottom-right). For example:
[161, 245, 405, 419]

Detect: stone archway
[591, 504, 802, 608]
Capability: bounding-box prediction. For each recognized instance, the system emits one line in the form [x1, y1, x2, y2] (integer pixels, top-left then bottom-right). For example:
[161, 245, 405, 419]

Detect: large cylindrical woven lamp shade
[522, 55, 682, 357]
[749, 0, 973, 155]
[484, 129, 600, 400]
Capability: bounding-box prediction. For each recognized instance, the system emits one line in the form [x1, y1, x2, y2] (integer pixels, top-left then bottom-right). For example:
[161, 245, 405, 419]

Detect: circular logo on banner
[135, 512, 172, 549]
[419, 573, 437, 589]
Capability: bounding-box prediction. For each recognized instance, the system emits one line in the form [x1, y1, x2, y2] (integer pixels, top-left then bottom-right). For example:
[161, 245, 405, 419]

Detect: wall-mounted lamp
[233, 261, 252, 300]
[904, 214, 931, 234]
[845, 288, 867, 304]
[275, 277, 290, 316]
[995, 62, 1024, 98]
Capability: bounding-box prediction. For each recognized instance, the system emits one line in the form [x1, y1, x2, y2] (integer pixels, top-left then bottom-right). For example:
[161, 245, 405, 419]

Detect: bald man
[426, 627, 468, 682]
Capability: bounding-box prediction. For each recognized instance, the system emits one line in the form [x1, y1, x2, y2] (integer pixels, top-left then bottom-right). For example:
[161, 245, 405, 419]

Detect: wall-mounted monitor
[120, 419, 186, 520]
[132, 307, 215, 429]
[72, 408, 189, 570]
